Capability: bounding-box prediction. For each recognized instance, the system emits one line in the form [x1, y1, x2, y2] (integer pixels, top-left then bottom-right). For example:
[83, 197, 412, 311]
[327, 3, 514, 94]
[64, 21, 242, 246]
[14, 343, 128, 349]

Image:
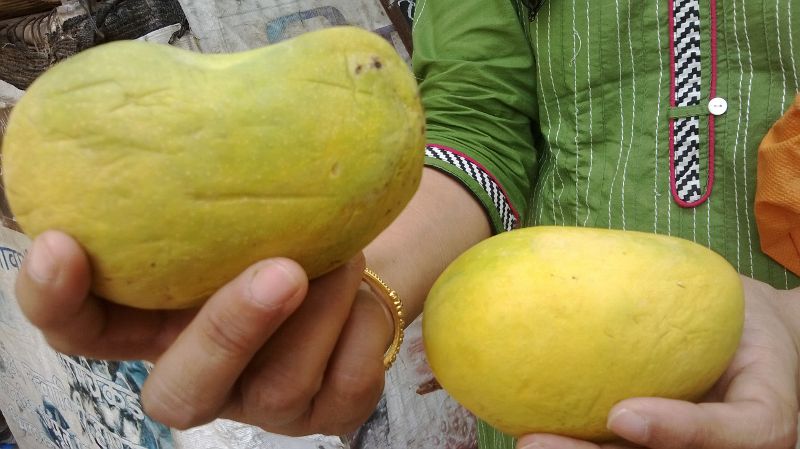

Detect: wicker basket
[0, 0, 186, 90]
[0, 0, 60, 20]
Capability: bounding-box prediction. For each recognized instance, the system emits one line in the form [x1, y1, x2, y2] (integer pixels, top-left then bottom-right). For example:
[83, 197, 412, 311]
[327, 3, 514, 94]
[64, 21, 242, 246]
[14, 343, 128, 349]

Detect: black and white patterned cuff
[424, 144, 519, 231]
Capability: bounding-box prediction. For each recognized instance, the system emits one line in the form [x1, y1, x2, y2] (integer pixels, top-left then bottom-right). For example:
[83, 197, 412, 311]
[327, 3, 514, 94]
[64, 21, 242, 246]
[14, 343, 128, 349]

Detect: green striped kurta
[412, 0, 800, 447]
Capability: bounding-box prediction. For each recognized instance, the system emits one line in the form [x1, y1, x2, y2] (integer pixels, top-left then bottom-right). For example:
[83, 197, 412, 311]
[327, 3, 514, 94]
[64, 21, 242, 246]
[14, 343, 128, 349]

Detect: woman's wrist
[363, 168, 492, 324]
[361, 267, 405, 369]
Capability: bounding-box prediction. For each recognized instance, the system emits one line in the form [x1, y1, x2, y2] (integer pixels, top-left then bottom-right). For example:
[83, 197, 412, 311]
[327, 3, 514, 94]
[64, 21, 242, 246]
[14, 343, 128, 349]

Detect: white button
[708, 97, 728, 116]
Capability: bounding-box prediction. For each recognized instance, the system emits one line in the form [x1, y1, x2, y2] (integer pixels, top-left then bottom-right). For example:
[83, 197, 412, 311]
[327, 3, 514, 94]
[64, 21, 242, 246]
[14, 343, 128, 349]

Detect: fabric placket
[668, 0, 718, 207]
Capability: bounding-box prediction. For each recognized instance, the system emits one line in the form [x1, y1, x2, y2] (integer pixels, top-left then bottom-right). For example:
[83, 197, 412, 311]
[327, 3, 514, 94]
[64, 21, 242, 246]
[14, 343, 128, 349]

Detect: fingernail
[248, 260, 302, 308]
[607, 408, 648, 443]
[27, 235, 57, 283]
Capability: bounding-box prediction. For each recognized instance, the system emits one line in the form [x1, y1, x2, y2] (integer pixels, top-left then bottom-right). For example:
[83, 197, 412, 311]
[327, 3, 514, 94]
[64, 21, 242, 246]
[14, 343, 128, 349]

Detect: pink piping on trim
[667, 0, 718, 208]
[427, 143, 521, 222]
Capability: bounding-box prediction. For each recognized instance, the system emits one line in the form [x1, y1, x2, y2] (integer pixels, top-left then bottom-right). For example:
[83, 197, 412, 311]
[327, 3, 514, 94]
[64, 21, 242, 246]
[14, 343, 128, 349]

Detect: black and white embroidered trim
[672, 0, 703, 204]
[673, 117, 702, 201]
[424, 145, 518, 231]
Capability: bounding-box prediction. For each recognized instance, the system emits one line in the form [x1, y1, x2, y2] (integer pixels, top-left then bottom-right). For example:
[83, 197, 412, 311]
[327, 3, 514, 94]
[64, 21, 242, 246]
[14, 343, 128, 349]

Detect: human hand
[16, 230, 394, 436]
[516, 275, 799, 449]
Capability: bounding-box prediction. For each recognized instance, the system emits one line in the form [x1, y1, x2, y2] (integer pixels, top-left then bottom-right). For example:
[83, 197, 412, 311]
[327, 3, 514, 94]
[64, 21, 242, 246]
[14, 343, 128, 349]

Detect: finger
[229, 255, 366, 427]
[607, 277, 800, 449]
[142, 258, 307, 429]
[16, 231, 97, 340]
[16, 230, 197, 360]
[516, 434, 600, 449]
[304, 287, 392, 435]
[516, 433, 641, 449]
[607, 397, 798, 449]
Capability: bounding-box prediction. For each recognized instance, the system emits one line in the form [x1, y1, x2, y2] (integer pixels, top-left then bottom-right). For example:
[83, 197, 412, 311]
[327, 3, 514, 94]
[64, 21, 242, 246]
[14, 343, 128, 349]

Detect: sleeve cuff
[424, 144, 520, 233]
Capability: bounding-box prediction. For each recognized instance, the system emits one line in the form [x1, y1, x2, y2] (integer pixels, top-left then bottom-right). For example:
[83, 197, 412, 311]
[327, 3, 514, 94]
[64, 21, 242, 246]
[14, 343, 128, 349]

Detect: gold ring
[362, 267, 404, 369]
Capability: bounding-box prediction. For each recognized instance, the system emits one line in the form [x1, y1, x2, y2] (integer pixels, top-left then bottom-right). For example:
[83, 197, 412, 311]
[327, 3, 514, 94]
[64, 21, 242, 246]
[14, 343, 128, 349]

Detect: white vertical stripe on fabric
[411, 0, 426, 30]
[620, 0, 638, 229]
[741, 0, 755, 276]
[546, 4, 566, 225]
[778, 1, 790, 288]
[608, 0, 628, 229]
[788, 0, 799, 91]
[659, 0, 672, 235]
[705, 0, 713, 247]
[534, 18, 554, 226]
[732, 0, 745, 272]
[777, 0, 788, 110]
[573, 0, 581, 226]
[582, 0, 595, 227]
[707, 194, 712, 247]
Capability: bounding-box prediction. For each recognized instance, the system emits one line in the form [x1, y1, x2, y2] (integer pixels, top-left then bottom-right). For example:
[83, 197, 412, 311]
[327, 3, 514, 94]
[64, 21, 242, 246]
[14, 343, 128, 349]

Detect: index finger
[141, 258, 308, 429]
[16, 230, 183, 360]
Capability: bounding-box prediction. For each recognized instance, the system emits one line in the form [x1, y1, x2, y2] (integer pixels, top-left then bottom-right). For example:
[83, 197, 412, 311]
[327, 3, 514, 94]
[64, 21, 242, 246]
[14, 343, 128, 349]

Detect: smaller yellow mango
[423, 226, 744, 441]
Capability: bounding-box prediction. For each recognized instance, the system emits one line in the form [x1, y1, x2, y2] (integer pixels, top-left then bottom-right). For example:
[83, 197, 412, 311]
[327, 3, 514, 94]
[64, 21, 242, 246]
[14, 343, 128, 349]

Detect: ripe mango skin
[423, 226, 744, 441]
[3, 26, 425, 309]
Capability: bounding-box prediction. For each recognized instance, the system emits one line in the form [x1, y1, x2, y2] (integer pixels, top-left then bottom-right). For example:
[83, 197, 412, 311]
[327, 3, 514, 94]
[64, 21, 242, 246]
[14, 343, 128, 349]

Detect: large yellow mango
[3, 26, 424, 309]
[423, 226, 744, 441]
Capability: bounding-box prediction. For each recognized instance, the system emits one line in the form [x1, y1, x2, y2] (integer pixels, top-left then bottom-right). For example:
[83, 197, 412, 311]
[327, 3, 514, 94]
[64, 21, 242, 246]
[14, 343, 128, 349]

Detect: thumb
[143, 258, 308, 429]
[606, 397, 797, 449]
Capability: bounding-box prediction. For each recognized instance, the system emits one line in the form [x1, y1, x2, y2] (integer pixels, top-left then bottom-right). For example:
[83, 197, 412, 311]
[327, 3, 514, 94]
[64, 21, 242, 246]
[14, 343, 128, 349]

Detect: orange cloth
[755, 93, 800, 277]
